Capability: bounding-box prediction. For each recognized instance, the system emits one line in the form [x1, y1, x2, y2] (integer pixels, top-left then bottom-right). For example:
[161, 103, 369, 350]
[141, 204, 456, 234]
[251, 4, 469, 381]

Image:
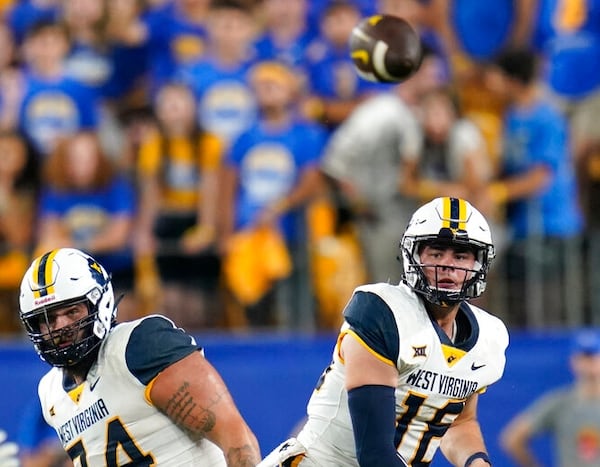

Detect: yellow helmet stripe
[442, 197, 467, 231]
[31, 249, 59, 298]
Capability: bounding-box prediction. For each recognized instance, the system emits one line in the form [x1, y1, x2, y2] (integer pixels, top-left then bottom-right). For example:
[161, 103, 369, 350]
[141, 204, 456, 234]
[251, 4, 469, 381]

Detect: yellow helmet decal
[31, 249, 59, 298]
[442, 197, 467, 233]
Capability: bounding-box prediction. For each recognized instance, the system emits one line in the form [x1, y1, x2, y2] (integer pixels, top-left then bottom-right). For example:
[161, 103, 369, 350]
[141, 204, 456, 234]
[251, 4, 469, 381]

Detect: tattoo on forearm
[226, 445, 261, 467]
[164, 381, 224, 439]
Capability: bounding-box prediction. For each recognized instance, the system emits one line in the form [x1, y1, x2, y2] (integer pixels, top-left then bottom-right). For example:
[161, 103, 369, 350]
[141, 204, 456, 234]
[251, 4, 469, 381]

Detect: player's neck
[425, 302, 460, 340]
[65, 354, 97, 386]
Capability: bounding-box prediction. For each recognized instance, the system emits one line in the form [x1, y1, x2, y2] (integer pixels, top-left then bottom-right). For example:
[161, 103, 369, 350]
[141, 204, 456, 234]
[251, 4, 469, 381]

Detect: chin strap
[115, 293, 125, 309]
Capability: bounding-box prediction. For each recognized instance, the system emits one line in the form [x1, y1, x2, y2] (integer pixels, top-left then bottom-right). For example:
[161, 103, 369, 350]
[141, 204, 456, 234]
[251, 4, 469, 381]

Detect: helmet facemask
[400, 197, 496, 306]
[23, 298, 101, 368]
[402, 236, 492, 306]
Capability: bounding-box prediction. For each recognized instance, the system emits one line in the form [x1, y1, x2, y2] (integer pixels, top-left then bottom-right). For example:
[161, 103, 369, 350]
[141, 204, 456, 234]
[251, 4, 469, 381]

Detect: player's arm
[149, 351, 261, 466]
[439, 393, 491, 467]
[342, 334, 406, 467]
[499, 413, 542, 467]
[126, 317, 261, 466]
[341, 291, 407, 467]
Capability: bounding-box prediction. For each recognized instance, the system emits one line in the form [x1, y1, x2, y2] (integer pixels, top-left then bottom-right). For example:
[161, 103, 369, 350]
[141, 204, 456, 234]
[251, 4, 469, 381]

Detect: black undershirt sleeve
[348, 385, 408, 467]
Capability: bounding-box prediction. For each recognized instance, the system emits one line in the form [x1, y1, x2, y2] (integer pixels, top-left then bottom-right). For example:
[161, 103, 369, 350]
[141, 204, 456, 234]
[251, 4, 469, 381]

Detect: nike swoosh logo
[471, 363, 486, 371]
[89, 377, 101, 391]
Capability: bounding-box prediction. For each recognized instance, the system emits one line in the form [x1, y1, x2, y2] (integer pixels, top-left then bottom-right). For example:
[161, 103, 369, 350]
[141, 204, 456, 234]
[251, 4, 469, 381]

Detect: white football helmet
[400, 197, 495, 305]
[19, 248, 117, 367]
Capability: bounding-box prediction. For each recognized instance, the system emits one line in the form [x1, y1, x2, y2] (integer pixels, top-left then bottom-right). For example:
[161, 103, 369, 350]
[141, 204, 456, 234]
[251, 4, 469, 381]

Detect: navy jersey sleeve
[125, 316, 200, 385]
[343, 291, 400, 364]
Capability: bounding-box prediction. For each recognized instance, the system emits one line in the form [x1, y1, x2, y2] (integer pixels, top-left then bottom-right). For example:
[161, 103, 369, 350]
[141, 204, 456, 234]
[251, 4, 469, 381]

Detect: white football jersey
[296, 282, 509, 467]
[38, 315, 226, 467]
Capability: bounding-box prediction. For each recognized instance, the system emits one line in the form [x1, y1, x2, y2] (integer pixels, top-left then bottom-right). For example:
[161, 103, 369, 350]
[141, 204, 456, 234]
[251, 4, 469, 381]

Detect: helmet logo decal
[87, 258, 105, 286]
[442, 197, 467, 233]
[31, 249, 60, 298]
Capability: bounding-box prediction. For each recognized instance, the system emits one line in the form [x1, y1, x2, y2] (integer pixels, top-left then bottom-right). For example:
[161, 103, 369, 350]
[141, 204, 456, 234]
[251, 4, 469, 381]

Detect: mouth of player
[52, 326, 79, 348]
[54, 334, 75, 348]
[436, 278, 458, 289]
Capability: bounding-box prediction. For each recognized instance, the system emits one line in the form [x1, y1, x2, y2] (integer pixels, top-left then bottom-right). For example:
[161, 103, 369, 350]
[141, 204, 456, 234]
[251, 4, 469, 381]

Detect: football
[349, 14, 422, 83]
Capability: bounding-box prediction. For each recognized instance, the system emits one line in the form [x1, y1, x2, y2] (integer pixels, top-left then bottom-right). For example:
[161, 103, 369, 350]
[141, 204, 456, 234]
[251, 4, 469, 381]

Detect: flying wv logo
[87, 258, 106, 287]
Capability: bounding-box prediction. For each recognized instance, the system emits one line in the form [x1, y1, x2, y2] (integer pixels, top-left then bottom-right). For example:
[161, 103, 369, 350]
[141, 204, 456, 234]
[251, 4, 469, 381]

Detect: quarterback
[260, 197, 508, 467]
[19, 248, 261, 466]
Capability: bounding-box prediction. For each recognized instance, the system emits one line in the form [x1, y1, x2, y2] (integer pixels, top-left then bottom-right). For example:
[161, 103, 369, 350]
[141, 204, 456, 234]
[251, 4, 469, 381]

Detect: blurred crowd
[0, 0, 599, 338]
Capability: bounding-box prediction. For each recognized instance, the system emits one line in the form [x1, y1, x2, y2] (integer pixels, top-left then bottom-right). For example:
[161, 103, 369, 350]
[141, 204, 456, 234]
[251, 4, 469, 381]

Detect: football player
[260, 196, 508, 466]
[18, 248, 261, 466]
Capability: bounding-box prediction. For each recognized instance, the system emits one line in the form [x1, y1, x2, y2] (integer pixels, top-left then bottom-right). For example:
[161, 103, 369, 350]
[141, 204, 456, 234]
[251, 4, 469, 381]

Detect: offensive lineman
[18, 248, 261, 466]
[260, 197, 508, 467]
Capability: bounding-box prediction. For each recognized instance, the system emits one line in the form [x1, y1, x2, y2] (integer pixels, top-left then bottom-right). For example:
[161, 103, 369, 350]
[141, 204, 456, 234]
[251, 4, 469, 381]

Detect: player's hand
[257, 437, 306, 467]
[0, 430, 19, 467]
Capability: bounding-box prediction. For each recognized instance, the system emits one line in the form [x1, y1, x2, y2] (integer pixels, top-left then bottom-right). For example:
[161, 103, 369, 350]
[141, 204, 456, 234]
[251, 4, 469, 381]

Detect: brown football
[349, 14, 422, 83]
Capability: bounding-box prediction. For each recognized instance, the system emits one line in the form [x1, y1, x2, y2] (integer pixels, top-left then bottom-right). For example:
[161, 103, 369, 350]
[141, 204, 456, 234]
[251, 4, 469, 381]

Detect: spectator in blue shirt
[113, 0, 211, 96]
[176, 0, 259, 148]
[484, 47, 584, 327]
[18, 19, 100, 158]
[303, 0, 384, 131]
[5, 0, 60, 45]
[221, 60, 327, 328]
[35, 130, 138, 322]
[253, 0, 317, 78]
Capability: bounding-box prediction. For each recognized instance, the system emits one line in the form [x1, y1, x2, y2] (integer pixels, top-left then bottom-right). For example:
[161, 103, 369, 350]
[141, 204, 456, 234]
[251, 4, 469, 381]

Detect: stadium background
[0, 329, 576, 466]
[0, 0, 597, 465]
